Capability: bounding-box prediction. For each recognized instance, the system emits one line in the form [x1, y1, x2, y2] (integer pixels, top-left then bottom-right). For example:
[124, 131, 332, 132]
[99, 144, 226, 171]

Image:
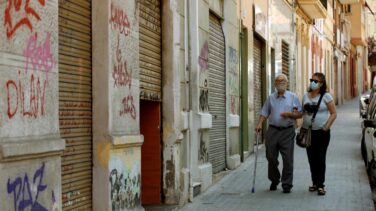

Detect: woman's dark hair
[312, 72, 327, 94]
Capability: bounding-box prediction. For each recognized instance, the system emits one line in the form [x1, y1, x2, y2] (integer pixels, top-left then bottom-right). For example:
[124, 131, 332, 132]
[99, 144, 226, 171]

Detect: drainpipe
[239, 1, 244, 162]
[185, 0, 194, 202]
[291, 0, 297, 91]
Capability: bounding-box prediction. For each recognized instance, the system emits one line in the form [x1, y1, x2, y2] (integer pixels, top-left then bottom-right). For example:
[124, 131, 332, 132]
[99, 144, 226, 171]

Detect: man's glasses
[310, 79, 320, 83]
[276, 79, 286, 83]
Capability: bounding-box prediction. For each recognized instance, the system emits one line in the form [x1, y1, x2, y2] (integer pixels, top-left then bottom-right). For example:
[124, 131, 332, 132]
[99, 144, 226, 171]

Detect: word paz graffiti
[109, 4, 131, 37]
[7, 72, 47, 119]
[24, 32, 55, 80]
[119, 95, 136, 120]
[7, 162, 48, 211]
[4, 0, 46, 39]
[199, 41, 209, 70]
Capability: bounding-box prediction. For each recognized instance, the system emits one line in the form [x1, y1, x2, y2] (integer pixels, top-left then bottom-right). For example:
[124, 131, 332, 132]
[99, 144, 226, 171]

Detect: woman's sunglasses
[310, 79, 320, 83]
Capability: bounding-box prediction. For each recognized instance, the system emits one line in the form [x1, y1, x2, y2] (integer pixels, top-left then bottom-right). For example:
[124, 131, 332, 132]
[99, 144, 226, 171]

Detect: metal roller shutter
[208, 14, 226, 174]
[253, 37, 262, 143]
[139, 0, 162, 101]
[59, 1, 92, 210]
[282, 41, 290, 81]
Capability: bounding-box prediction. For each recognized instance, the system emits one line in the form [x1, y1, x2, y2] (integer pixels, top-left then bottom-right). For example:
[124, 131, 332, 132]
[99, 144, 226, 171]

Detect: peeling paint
[163, 123, 172, 143]
[165, 152, 175, 190]
[97, 142, 111, 167]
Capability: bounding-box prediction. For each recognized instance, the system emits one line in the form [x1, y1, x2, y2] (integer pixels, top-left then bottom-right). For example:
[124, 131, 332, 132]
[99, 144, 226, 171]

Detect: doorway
[140, 101, 161, 204]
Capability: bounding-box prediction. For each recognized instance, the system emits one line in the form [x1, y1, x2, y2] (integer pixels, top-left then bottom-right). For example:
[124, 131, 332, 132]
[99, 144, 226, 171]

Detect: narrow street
[178, 99, 374, 211]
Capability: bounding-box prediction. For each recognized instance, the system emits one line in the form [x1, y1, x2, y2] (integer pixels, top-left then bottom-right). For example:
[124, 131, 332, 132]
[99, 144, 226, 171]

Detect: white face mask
[309, 81, 321, 90]
[276, 83, 287, 92]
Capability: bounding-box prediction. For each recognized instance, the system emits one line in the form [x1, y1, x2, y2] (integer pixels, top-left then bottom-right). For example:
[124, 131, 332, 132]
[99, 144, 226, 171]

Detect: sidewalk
[179, 99, 374, 211]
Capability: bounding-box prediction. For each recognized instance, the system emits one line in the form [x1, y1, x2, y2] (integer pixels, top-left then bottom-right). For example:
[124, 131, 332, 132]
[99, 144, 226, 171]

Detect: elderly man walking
[255, 74, 302, 193]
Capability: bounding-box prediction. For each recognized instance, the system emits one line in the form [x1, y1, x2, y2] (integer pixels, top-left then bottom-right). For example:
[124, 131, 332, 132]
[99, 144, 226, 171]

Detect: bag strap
[311, 93, 325, 123]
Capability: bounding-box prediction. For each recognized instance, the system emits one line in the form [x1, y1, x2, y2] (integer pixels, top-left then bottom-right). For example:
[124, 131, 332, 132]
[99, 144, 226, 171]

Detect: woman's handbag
[296, 126, 312, 148]
[296, 93, 324, 148]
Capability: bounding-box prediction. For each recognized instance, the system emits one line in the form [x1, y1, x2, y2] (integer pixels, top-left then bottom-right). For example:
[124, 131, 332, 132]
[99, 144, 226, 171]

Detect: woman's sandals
[308, 185, 317, 192]
[317, 187, 326, 195]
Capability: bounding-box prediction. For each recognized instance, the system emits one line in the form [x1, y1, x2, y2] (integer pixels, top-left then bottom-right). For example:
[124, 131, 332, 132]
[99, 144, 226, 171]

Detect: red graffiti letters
[109, 4, 131, 37]
[24, 32, 55, 80]
[230, 96, 236, 115]
[6, 80, 18, 119]
[113, 36, 132, 88]
[4, 0, 46, 39]
[199, 41, 209, 70]
[119, 95, 136, 119]
[6, 72, 47, 119]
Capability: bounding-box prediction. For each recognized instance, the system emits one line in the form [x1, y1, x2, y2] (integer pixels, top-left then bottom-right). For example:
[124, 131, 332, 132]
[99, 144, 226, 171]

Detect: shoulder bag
[296, 93, 324, 148]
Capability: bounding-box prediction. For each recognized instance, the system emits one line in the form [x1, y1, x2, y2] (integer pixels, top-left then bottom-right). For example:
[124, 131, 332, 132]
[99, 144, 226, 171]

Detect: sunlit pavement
[178, 98, 374, 211]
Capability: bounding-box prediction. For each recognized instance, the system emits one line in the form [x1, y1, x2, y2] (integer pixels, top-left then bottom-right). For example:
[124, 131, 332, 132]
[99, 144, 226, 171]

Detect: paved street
[177, 99, 374, 211]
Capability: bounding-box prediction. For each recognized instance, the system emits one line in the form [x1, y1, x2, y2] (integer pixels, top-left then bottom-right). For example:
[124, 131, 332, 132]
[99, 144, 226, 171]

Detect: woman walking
[302, 72, 337, 195]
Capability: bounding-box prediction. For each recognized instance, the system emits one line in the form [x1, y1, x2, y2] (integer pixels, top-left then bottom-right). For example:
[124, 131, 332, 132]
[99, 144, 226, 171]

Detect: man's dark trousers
[265, 126, 296, 189]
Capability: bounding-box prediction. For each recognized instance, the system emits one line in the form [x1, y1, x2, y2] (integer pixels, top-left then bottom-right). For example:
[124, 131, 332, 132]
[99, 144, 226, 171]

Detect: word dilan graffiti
[6, 72, 47, 119]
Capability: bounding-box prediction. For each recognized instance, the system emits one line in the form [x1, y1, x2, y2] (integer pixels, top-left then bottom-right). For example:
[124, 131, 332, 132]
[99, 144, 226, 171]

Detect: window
[342, 4, 351, 14]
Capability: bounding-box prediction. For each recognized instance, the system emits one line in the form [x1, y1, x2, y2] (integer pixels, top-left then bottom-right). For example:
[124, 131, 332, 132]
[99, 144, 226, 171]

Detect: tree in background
[369, 36, 376, 67]
[369, 37, 376, 88]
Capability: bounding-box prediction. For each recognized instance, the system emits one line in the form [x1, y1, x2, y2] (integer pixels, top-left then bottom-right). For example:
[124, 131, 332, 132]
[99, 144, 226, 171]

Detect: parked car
[362, 120, 376, 186]
[361, 87, 376, 186]
[360, 89, 372, 118]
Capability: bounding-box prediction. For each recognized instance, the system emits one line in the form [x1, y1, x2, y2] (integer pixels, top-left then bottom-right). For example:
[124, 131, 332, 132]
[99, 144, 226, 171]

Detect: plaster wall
[0, 1, 63, 210]
[240, 0, 255, 154]
[92, 0, 143, 210]
[162, 0, 185, 204]
[223, 0, 241, 168]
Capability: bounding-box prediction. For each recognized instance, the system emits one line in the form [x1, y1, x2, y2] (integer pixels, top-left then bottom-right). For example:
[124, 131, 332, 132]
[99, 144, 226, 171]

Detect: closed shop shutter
[208, 14, 226, 174]
[139, 0, 162, 101]
[282, 41, 290, 81]
[59, 1, 92, 210]
[253, 37, 262, 142]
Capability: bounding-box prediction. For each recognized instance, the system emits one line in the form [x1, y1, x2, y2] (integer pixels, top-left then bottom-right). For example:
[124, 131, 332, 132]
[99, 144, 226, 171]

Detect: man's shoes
[282, 184, 292, 193]
[269, 183, 278, 191]
[282, 187, 291, 193]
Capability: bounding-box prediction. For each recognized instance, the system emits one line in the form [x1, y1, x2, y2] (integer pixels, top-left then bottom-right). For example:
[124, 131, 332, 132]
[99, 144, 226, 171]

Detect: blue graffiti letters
[7, 162, 48, 211]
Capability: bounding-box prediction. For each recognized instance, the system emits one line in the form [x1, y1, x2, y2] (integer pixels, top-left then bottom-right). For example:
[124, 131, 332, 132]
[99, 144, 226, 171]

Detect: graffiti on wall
[4, 0, 46, 39]
[109, 149, 141, 211]
[199, 133, 208, 163]
[119, 95, 136, 119]
[199, 41, 209, 112]
[228, 46, 239, 115]
[112, 34, 136, 120]
[109, 3, 131, 37]
[6, 71, 47, 119]
[109, 169, 141, 210]
[112, 36, 133, 89]
[199, 87, 209, 112]
[230, 96, 238, 115]
[7, 162, 50, 211]
[24, 32, 55, 80]
[199, 41, 209, 70]
[6, 31, 55, 119]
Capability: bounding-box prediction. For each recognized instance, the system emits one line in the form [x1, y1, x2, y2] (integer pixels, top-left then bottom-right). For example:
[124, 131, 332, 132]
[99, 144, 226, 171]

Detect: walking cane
[251, 132, 260, 193]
